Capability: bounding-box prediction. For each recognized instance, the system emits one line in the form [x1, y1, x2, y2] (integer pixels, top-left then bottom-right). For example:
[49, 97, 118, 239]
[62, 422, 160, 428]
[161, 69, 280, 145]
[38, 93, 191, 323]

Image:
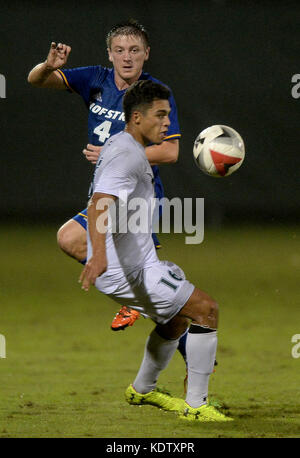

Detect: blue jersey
[57, 66, 181, 201]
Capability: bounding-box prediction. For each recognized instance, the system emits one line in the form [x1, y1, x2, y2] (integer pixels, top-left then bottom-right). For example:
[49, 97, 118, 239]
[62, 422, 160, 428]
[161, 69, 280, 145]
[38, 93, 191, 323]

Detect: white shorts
[95, 260, 195, 325]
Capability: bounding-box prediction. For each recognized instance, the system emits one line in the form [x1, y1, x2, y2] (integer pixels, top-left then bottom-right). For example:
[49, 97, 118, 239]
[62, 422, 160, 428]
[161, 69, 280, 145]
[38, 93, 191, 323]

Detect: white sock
[133, 328, 179, 394]
[185, 324, 217, 408]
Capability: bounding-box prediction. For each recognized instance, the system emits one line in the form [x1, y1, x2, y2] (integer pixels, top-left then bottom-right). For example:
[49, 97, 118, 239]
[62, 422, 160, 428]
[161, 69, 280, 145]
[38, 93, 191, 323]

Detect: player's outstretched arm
[27, 42, 71, 89]
[145, 139, 179, 165]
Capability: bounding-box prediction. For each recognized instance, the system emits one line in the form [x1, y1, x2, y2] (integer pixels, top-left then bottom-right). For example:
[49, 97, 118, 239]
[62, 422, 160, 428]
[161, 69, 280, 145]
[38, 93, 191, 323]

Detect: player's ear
[107, 48, 113, 63]
[132, 111, 142, 124]
[144, 46, 150, 62]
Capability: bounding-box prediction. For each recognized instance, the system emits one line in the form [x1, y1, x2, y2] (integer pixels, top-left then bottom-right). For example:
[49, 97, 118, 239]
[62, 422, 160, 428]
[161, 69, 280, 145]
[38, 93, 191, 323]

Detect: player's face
[138, 99, 171, 145]
[108, 35, 150, 86]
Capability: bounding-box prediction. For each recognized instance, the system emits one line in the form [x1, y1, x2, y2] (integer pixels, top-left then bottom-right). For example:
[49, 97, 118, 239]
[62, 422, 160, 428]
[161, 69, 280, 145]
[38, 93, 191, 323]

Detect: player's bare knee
[179, 288, 219, 327]
[183, 296, 218, 328]
[57, 222, 86, 261]
[196, 298, 219, 328]
[57, 224, 72, 254]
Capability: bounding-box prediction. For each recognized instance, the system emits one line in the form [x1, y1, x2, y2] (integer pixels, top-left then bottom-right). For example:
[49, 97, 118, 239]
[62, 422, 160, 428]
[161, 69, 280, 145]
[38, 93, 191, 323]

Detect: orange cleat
[111, 306, 140, 331]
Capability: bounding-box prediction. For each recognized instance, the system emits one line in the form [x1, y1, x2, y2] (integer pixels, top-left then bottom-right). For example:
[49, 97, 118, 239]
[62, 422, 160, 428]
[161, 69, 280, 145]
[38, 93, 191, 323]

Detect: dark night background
[0, 0, 299, 227]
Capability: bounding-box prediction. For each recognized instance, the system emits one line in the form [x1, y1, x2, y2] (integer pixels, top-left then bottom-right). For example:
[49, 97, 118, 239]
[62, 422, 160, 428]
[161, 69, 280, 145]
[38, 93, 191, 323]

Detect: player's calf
[177, 288, 219, 410]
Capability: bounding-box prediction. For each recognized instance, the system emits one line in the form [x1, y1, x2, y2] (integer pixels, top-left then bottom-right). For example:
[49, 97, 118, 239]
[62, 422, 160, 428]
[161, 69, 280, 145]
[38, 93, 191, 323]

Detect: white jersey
[87, 130, 195, 324]
[87, 131, 159, 275]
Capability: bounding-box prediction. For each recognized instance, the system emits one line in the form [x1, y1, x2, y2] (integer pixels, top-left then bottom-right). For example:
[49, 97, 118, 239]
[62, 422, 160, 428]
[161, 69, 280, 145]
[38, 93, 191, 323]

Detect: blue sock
[177, 330, 188, 364]
[79, 258, 87, 265]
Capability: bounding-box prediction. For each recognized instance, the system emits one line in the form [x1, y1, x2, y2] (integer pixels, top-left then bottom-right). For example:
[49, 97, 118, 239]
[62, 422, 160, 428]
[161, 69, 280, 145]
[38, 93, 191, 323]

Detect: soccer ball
[193, 125, 245, 177]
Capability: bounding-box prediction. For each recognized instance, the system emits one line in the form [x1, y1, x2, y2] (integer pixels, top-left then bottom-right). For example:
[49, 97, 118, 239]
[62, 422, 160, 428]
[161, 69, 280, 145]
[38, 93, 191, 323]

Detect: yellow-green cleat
[179, 402, 233, 422]
[125, 384, 186, 412]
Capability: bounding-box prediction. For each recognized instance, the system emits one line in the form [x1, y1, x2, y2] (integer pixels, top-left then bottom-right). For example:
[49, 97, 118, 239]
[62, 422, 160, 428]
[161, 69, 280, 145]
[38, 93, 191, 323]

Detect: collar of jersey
[110, 68, 148, 93]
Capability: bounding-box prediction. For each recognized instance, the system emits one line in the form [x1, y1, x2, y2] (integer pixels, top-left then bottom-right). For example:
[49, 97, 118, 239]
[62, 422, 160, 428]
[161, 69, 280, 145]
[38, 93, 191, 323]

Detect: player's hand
[79, 257, 107, 292]
[83, 144, 102, 164]
[45, 42, 71, 71]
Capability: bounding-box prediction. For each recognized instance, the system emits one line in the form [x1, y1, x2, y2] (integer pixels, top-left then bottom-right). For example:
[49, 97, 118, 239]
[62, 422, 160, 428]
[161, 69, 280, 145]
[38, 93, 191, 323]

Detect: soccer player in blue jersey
[27, 19, 188, 364]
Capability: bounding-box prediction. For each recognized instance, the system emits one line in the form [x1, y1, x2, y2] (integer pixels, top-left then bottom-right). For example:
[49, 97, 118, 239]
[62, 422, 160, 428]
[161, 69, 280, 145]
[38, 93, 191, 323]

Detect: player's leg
[130, 315, 189, 392]
[176, 288, 232, 421]
[125, 317, 189, 413]
[176, 288, 218, 405]
[57, 213, 88, 263]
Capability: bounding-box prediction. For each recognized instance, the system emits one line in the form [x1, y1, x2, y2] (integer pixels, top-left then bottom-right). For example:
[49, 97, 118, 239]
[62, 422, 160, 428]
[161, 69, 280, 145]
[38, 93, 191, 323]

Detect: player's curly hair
[123, 80, 170, 124]
[106, 19, 150, 49]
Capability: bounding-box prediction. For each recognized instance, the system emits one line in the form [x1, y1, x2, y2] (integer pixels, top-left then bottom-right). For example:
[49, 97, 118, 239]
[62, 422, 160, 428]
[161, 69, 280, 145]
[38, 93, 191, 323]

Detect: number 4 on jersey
[94, 121, 112, 143]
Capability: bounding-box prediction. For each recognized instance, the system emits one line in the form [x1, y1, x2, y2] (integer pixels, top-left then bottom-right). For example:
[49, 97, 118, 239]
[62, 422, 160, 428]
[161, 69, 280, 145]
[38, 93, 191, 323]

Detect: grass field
[0, 223, 299, 438]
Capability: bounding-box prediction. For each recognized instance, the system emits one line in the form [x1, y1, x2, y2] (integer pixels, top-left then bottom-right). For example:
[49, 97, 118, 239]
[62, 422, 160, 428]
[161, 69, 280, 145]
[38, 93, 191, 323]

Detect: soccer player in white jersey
[79, 80, 232, 422]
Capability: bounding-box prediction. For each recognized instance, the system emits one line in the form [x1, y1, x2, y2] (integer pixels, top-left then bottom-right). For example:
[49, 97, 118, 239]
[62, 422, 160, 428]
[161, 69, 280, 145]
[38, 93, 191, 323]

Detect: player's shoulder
[103, 132, 145, 164]
[110, 131, 143, 153]
[60, 64, 111, 81]
[68, 64, 108, 74]
[102, 132, 127, 156]
[141, 72, 171, 91]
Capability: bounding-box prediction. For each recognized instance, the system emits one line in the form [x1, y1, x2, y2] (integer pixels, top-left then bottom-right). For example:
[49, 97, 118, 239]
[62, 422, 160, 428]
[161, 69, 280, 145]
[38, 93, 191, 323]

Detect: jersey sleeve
[57, 66, 105, 106]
